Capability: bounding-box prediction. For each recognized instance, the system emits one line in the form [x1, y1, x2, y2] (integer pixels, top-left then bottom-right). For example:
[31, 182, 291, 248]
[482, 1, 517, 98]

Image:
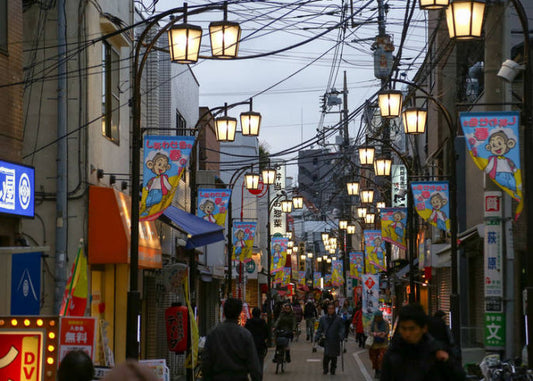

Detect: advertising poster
[272, 269, 283, 285]
[411, 181, 450, 232]
[313, 272, 322, 288]
[11, 252, 41, 315]
[380, 207, 407, 250]
[197, 189, 231, 226]
[281, 267, 292, 287]
[460, 111, 523, 217]
[297, 271, 306, 286]
[270, 237, 288, 274]
[324, 274, 332, 288]
[232, 221, 257, 262]
[331, 260, 344, 286]
[59, 317, 97, 362]
[0, 160, 34, 217]
[349, 252, 364, 279]
[364, 230, 386, 273]
[140, 136, 194, 221]
[362, 274, 380, 332]
[391, 164, 408, 208]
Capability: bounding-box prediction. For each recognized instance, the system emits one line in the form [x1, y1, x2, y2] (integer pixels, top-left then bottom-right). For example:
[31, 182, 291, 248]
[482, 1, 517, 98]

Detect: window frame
[102, 41, 120, 144]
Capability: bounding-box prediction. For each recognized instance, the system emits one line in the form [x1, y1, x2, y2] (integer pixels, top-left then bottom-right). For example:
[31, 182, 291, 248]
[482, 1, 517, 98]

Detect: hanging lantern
[365, 213, 376, 224]
[215, 105, 237, 142]
[287, 248, 292, 255]
[339, 220, 348, 230]
[322, 255, 328, 261]
[281, 200, 293, 213]
[359, 146, 375, 166]
[346, 181, 360, 196]
[374, 156, 392, 176]
[240, 100, 261, 136]
[286, 231, 293, 240]
[327, 257, 332, 262]
[357, 207, 367, 219]
[262, 167, 276, 185]
[244, 173, 260, 190]
[360, 189, 375, 204]
[288, 240, 294, 248]
[292, 196, 304, 209]
[321, 232, 329, 242]
[329, 237, 337, 248]
[300, 254, 306, 261]
[307, 252, 313, 258]
[402, 108, 427, 134]
[317, 257, 323, 262]
[168, 22, 202, 64]
[378, 90, 403, 118]
[293, 245, 299, 253]
[347, 225, 356, 234]
[209, 6, 241, 59]
[376, 201, 386, 209]
[446, 0, 485, 40]
[419, 0, 449, 10]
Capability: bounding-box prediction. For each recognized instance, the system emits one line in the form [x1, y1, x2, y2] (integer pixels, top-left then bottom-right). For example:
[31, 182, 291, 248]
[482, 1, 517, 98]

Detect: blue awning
[160, 206, 225, 249]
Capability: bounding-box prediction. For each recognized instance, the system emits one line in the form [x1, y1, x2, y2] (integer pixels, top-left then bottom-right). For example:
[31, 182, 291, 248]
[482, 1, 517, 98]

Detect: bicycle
[274, 330, 291, 374]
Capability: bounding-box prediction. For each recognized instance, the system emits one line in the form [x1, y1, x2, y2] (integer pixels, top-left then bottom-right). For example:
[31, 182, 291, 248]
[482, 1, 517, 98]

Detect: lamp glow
[402, 108, 427, 134]
[378, 90, 403, 118]
[446, 0, 485, 40]
[347, 181, 360, 196]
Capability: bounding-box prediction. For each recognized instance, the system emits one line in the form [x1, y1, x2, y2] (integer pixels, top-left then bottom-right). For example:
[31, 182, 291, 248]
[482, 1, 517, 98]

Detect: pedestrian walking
[339, 299, 353, 340]
[273, 302, 297, 362]
[429, 310, 461, 361]
[245, 307, 269, 374]
[352, 304, 366, 348]
[380, 304, 466, 381]
[58, 350, 94, 381]
[304, 298, 318, 341]
[103, 361, 158, 381]
[368, 310, 389, 379]
[315, 302, 345, 375]
[202, 298, 262, 381]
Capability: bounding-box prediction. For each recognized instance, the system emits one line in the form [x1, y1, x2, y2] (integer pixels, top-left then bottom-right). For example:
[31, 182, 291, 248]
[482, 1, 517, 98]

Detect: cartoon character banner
[313, 272, 322, 288]
[349, 252, 364, 279]
[197, 189, 231, 226]
[380, 208, 407, 250]
[297, 271, 306, 286]
[364, 230, 386, 273]
[281, 267, 292, 287]
[460, 111, 523, 218]
[331, 260, 344, 286]
[324, 274, 332, 287]
[270, 237, 288, 274]
[141, 136, 194, 221]
[232, 221, 257, 262]
[362, 274, 380, 332]
[411, 182, 450, 232]
[272, 269, 283, 285]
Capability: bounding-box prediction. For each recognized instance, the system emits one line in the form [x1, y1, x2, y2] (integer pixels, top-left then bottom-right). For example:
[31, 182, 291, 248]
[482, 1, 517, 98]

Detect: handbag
[365, 335, 374, 349]
[317, 335, 326, 347]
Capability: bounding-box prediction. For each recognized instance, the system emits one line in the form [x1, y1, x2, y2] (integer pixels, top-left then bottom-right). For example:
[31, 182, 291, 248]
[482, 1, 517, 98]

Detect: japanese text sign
[0, 160, 34, 217]
[270, 237, 288, 274]
[197, 189, 231, 227]
[391, 164, 408, 207]
[380, 208, 408, 250]
[411, 182, 450, 232]
[59, 317, 96, 362]
[269, 160, 286, 236]
[364, 230, 386, 273]
[349, 252, 364, 279]
[232, 221, 257, 262]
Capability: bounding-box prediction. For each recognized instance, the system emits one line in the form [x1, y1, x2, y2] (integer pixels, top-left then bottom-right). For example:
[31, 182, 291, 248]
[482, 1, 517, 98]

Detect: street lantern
[365, 213, 376, 224]
[262, 167, 276, 185]
[300, 254, 306, 261]
[402, 108, 427, 134]
[168, 21, 203, 64]
[327, 258, 332, 263]
[317, 257, 323, 262]
[281, 200, 293, 213]
[374, 156, 392, 176]
[244, 172, 260, 190]
[419, 0, 449, 10]
[359, 146, 375, 166]
[360, 189, 375, 204]
[215, 104, 237, 142]
[339, 220, 348, 230]
[209, 6, 241, 59]
[376, 201, 386, 209]
[240, 99, 261, 136]
[293, 245, 299, 253]
[287, 248, 292, 255]
[286, 231, 293, 240]
[357, 207, 367, 219]
[347, 225, 356, 234]
[322, 255, 328, 261]
[347, 181, 360, 196]
[292, 196, 304, 209]
[307, 252, 313, 258]
[321, 232, 329, 242]
[446, 0, 485, 40]
[288, 240, 294, 248]
[329, 237, 337, 248]
[378, 90, 403, 118]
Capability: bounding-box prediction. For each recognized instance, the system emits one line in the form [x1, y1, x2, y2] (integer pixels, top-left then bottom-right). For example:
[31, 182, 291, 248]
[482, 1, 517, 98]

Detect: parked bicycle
[474, 355, 533, 381]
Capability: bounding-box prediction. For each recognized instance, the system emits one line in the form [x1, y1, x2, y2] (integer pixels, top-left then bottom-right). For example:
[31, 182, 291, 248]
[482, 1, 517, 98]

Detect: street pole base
[126, 290, 141, 359]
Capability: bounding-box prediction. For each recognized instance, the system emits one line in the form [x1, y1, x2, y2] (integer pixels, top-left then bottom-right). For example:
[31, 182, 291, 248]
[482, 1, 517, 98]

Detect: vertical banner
[364, 230, 386, 273]
[349, 252, 364, 279]
[362, 274, 379, 332]
[324, 274, 332, 288]
[269, 160, 286, 236]
[140, 135, 194, 221]
[331, 260, 344, 286]
[313, 272, 322, 288]
[59, 317, 97, 362]
[270, 237, 288, 274]
[197, 189, 231, 226]
[391, 164, 408, 207]
[60, 244, 88, 316]
[411, 182, 450, 232]
[460, 111, 523, 217]
[232, 221, 257, 262]
[380, 208, 407, 250]
[11, 252, 41, 315]
[281, 267, 292, 287]
[297, 271, 306, 286]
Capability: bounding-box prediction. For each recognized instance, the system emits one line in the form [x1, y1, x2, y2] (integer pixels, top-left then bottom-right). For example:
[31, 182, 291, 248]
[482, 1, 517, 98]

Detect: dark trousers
[356, 332, 366, 348]
[323, 355, 337, 373]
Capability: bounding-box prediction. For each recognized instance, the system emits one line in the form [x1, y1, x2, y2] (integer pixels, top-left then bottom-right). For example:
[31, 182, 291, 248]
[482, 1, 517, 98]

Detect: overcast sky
[154, 0, 427, 179]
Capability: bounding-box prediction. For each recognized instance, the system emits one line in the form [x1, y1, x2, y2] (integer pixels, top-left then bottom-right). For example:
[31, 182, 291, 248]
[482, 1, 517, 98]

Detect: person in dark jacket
[58, 350, 94, 381]
[429, 310, 461, 361]
[315, 302, 345, 375]
[202, 298, 261, 381]
[245, 307, 269, 373]
[273, 302, 296, 362]
[304, 299, 318, 341]
[380, 304, 466, 381]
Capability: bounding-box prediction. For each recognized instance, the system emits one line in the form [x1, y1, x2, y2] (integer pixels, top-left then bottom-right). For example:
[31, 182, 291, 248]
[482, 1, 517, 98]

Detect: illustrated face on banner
[197, 189, 231, 226]
[349, 252, 364, 279]
[460, 111, 523, 218]
[271, 237, 288, 273]
[141, 136, 194, 221]
[313, 272, 321, 288]
[364, 230, 386, 273]
[298, 271, 306, 286]
[380, 208, 407, 250]
[232, 222, 257, 262]
[331, 260, 344, 286]
[411, 182, 450, 232]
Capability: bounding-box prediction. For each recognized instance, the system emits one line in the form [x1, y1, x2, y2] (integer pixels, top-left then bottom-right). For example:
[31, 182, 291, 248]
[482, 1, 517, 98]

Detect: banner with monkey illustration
[364, 230, 386, 274]
[232, 221, 257, 262]
[380, 207, 408, 250]
[140, 136, 194, 221]
[460, 111, 523, 218]
[197, 189, 232, 227]
[411, 182, 450, 232]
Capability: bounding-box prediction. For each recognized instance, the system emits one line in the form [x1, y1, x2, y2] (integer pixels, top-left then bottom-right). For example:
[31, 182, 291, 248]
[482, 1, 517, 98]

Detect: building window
[102, 42, 120, 143]
[0, 0, 7, 53]
[176, 110, 187, 136]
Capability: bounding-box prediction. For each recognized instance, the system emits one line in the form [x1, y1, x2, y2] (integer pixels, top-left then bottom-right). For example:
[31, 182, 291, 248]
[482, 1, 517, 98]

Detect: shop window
[0, 0, 6, 54]
[102, 41, 120, 143]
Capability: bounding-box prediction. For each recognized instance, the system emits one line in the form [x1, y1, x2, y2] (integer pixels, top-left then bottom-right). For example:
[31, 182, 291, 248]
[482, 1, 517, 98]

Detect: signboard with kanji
[58, 317, 96, 363]
[391, 165, 408, 208]
[269, 160, 286, 236]
[484, 312, 505, 347]
[484, 220, 503, 308]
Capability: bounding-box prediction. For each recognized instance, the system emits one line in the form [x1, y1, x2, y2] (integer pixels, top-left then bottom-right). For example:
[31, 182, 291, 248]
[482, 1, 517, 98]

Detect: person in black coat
[245, 307, 269, 374]
[314, 302, 345, 375]
[380, 304, 465, 381]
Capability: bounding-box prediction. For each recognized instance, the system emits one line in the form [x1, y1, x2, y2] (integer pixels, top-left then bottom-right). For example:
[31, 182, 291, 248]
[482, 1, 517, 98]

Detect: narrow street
[263, 335, 374, 381]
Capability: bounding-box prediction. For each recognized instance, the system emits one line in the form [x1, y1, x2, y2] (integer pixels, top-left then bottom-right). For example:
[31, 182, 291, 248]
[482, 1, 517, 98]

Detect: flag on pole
[60, 241, 88, 316]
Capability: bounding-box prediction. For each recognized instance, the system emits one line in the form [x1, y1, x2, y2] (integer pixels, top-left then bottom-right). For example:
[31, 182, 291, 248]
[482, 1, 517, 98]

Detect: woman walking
[368, 310, 389, 379]
[245, 307, 269, 374]
[352, 304, 366, 348]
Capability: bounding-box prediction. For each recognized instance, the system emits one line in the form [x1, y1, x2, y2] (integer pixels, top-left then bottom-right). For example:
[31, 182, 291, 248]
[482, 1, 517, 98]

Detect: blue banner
[411, 181, 450, 232]
[197, 188, 231, 227]
[0, 160, 34, 217]
[11, 252, 41, 315]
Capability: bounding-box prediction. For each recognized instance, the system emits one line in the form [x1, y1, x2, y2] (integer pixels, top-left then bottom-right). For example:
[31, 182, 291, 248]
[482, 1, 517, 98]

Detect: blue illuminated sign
[0, 160, 34, 217]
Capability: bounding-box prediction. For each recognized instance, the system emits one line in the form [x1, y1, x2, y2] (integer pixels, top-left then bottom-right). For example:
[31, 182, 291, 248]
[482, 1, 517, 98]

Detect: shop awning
[88, 186, 162, 269]
[159, 206, 225, 249]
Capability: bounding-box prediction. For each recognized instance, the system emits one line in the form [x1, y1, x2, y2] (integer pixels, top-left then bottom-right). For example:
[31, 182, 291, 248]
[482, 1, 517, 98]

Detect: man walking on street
[202, 298, 262, 381]
[304, 299, 318, 341]
[380, 304, 465, 381]
[315, 302, 345, 375]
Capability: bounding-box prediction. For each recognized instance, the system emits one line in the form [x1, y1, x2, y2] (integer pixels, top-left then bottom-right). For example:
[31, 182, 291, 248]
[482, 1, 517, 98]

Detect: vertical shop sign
[269, 160, 286, 236]
[391, 164, 408, 207]
[362, 274, 379, 332]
